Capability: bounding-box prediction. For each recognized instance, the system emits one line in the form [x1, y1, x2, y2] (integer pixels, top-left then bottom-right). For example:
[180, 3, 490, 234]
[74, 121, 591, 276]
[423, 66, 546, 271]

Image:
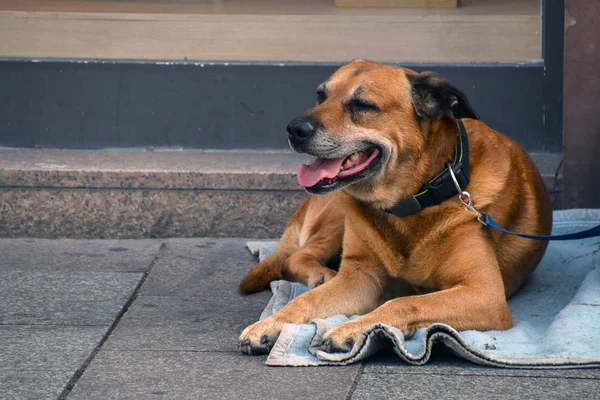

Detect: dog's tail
[239, 255, 285, 294]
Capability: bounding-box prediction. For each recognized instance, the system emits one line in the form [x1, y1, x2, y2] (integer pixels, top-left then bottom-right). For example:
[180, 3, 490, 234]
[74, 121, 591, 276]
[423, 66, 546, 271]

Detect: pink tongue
[297, 156, 346, 187]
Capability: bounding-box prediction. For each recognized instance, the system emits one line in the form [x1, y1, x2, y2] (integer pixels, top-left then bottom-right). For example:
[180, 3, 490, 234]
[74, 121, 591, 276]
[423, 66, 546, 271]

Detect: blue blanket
[247, 209, 600, 368]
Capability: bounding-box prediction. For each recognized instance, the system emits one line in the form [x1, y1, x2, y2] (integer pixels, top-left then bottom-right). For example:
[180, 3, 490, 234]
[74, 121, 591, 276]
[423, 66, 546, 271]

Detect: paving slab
[0, 238, 162, 399]
[104, 239, 271, 351]
[351, 371, 600, 400]
[0, 238, 162, 272]
[0, 239, 160, 325]
[365, 351, 600, 380]
[68, 351, 361, 400]
[140, 238, 260, 297]
[73, 238, 361, 400]
[3, 237, 598, 400]
[0, 271, 143, 325]
[0, 325, 106, 400]
[103, 294, 271, 352]
[82, 239, 358, 400]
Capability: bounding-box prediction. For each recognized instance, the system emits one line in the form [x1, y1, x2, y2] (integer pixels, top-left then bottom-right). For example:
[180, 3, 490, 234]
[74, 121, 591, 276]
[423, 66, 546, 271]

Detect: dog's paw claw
[239, 319, 282, 355]
[345, 337, 355, 348]
[319, 337, 354, 353]
[238, 338, 253, 355]
[320, 338, 334, 352]
[238, 337, 272, 355]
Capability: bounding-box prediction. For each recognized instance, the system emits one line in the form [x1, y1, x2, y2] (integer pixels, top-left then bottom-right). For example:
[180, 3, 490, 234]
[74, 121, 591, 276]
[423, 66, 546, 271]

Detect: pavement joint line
[0, 323, 110, 327]
[553, 158, 563, 194]
[360, 370, 600, 380]
[101, 349, 247, 354]
[345, 362, 366, 400]
[56, 241, 167, 400]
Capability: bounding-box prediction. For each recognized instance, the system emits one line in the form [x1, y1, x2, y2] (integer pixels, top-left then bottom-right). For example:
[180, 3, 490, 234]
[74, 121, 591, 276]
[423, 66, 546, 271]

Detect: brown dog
[239, 59, 552, 355]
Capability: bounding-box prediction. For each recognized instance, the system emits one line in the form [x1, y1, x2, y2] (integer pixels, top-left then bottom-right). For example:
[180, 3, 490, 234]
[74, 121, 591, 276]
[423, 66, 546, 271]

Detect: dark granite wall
[0, 61, 553, 153]
[562, 0, 600, 208]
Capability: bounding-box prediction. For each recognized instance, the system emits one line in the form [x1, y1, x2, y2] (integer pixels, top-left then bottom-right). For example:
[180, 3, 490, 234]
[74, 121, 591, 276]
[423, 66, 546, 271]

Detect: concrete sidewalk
[1, 238, 598, 399]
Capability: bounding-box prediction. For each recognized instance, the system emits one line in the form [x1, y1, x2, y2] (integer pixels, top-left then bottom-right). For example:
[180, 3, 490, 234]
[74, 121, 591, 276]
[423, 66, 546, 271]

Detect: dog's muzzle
[287, 116, 321, 148]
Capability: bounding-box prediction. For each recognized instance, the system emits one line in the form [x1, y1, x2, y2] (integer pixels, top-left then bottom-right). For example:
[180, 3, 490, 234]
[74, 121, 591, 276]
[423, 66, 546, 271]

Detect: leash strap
[449, 169, 600, 241]
[439, 128, 600, 241]
[480, 213, 600, 241]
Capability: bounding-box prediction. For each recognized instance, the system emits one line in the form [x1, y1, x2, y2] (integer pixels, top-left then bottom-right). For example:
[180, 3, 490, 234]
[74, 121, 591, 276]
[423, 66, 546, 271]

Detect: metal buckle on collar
[447, 163, 485, 224]
[385, 120, 470, 218]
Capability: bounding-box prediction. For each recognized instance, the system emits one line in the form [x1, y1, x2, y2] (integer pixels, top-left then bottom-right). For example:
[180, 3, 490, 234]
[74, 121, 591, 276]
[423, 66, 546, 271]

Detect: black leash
[480, 213, 600, 240]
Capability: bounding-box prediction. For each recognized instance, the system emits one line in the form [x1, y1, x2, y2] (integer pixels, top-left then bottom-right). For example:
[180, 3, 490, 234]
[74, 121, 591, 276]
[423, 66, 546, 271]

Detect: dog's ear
[407, 72, 479, 121]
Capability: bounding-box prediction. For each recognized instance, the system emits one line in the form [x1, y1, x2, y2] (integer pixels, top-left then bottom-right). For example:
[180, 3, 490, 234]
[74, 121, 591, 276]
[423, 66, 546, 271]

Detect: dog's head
[289, 59, 478, 207]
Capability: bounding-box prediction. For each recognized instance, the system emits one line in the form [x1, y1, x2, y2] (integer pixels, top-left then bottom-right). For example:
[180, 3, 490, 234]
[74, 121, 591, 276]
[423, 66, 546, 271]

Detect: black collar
[385, 119, 470, 217]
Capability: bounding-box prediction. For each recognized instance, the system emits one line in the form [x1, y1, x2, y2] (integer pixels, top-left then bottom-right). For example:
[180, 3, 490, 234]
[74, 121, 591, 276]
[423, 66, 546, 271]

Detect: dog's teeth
[349, 152, 360, 161]
[342, 159, 353, 169]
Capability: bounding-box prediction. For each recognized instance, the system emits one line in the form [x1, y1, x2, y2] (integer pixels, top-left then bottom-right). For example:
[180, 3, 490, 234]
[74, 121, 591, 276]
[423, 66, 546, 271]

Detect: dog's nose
[287, 117, 318, 143]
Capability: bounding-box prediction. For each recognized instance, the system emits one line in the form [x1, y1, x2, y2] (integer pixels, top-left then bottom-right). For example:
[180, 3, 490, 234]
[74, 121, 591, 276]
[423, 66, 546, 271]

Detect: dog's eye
[316, 90, 327, 105]
[348, 100, 380, 113]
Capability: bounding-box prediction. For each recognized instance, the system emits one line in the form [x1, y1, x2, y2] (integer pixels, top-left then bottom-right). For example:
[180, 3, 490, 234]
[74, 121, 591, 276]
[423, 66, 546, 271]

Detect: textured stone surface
[79, 239, 361, 400]
[0, 188, 306, 239]
[0, 271, 143, 325]
[139, 239, 259, 297]
[68, 351, 360, 400]
[351, 371, 600, 400]
[0, 238, 158, 325]
[0, 238, 161, 272]
[103, 239, 271, 351]
[0, 325, 106, 400]
[365, 351, 600, 380]
[1, 237, 599, 400]
[563, 0, 600, 209]
[0, 148, 308, 238]
[0, 148, 308, 190]
[103, 294, 271, 352]
[0, 148, 560, 238]
[0, 238, 160, 399]
[0, 148, 558, 191]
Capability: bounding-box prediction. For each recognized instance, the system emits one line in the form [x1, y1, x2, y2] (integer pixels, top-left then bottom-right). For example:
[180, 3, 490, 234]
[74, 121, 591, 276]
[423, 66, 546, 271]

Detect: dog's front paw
[320, 316, 417, 353]
[319, 319, 368, 353]
[238, 317, 284, 355]
[320, 336, 356, 353]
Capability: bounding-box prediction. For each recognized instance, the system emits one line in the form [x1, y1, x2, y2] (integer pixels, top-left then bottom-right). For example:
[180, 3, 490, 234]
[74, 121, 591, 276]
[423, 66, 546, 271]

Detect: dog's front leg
[239, 261, 383, 355]
[320, 237, 513, 353]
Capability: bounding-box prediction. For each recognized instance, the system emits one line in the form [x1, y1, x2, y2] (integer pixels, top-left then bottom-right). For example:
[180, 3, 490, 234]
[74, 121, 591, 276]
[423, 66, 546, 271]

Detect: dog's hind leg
[239, 199, 310, 294]
[279, 192, 345, 288]
[281, 226, 343, 289]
